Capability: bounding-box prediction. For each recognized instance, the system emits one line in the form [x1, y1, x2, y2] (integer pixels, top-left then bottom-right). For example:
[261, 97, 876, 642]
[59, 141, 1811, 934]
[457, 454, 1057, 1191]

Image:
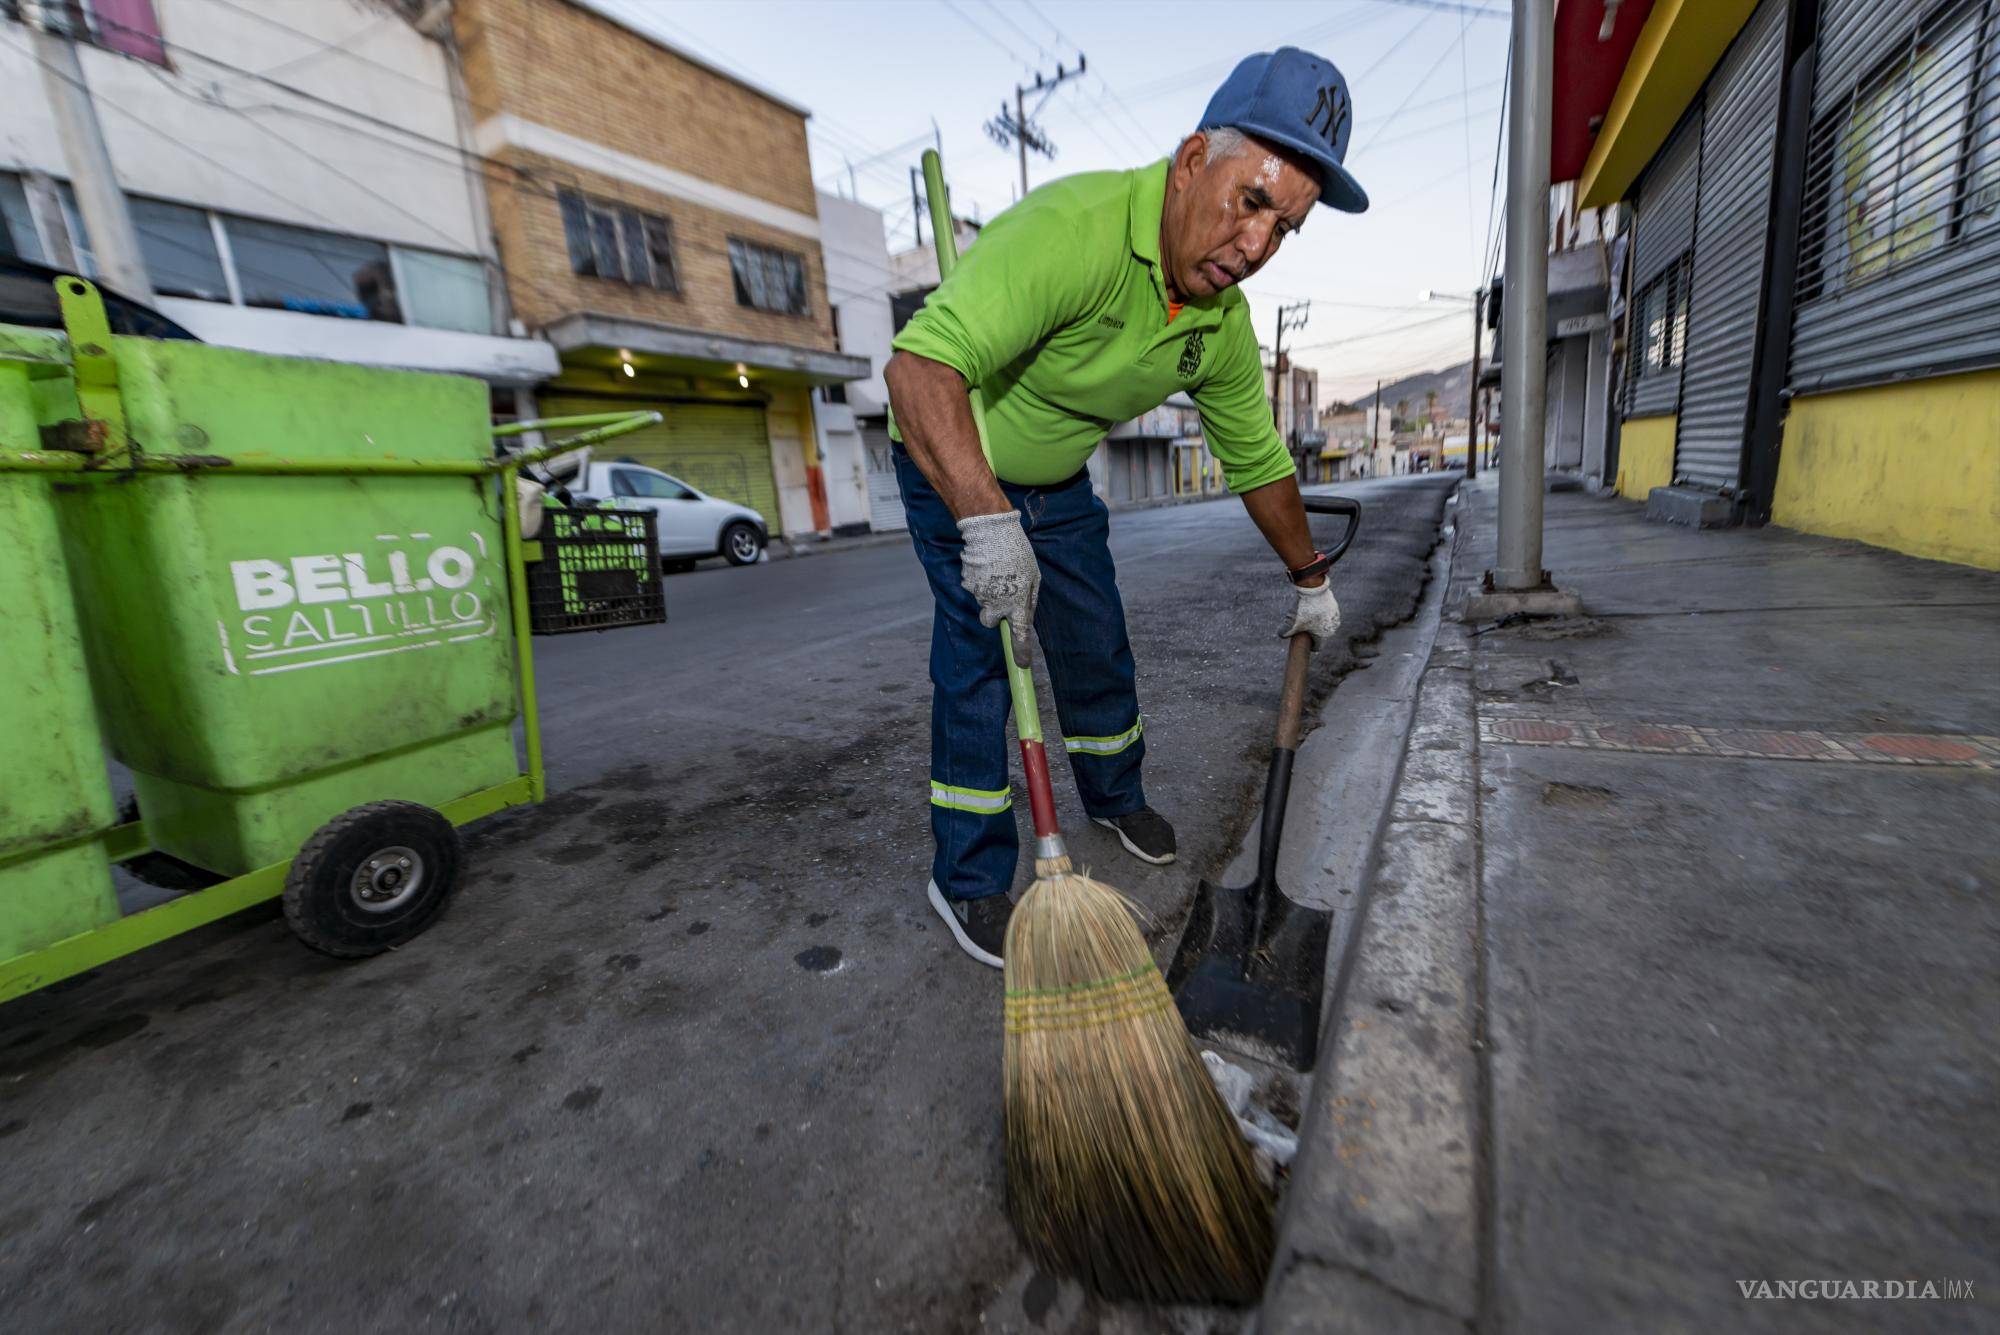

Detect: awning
[1482, 241, 1611, 379]
[1571, 0, 1762, 207]
[542, 311, 869, 388]
[1551, 0, 1657, 183]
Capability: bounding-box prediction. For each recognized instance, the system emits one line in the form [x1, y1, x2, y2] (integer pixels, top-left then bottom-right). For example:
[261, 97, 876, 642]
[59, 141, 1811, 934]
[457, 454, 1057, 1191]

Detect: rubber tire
[721, 521, 764, 566]
[283, 801, 462, 959]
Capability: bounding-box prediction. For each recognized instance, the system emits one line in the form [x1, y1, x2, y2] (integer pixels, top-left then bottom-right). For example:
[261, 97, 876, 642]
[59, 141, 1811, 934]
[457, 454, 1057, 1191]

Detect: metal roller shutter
[541, 395, 782, 535]
[1674, 0, 1786, 491]
[1625, 106, 1705, 419]
[1791, 0, 2000, 391]
[861, 423, 907, 533]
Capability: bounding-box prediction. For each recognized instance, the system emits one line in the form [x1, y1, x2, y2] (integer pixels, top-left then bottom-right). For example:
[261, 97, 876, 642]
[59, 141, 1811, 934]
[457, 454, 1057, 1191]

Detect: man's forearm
[884, 351, 1010, 520]
[1239, 474, 1326, 586]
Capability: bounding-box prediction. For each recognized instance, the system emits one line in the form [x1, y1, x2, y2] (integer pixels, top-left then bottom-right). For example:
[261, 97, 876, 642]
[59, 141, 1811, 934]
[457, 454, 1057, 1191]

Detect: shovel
[1167, 495, 1361, 1072]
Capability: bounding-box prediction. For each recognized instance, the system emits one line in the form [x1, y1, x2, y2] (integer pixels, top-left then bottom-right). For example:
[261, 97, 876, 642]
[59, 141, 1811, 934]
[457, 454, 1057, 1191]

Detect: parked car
[562, 457, 768, 566]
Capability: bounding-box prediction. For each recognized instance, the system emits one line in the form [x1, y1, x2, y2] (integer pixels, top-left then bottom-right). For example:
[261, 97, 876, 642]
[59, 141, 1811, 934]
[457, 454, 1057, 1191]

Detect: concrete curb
[1262, 511, 1486, 1333]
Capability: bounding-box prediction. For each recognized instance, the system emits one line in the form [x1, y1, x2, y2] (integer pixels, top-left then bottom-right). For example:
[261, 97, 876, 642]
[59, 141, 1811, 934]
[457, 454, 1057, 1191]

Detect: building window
[1628, 253, 1691, 385]
[129, 196, 228, 301]
[728, 238, 808, 316]
[4, 2, 168, 65]
[224, 215, 400, 321]
[0, 173, 45, 264]
[398, 249, 491, 334]
[1801, 0, 1998, 297]
[557, 189, 677, 291]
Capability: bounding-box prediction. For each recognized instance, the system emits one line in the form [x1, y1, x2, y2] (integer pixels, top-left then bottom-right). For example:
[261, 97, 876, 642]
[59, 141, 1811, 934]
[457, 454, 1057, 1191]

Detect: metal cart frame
[0, 278, 657, 1003]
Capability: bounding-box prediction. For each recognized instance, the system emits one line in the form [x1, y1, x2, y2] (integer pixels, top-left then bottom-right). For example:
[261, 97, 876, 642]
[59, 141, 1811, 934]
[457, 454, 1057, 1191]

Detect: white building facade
[816, 189, 897, 534]
[0, 0, 555, 386]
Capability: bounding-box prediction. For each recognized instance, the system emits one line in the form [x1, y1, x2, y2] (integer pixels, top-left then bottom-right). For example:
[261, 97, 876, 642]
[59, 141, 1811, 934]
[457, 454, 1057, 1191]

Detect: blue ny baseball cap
[1200, 47, 1369, 213]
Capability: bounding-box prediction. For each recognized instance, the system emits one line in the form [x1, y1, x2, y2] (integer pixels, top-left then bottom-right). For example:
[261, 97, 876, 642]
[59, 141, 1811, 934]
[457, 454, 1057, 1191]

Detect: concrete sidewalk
[1267, 476, 1999, 1333]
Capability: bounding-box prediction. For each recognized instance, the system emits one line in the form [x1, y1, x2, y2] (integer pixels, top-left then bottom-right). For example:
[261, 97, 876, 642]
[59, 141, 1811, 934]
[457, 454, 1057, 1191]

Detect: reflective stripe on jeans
[930, 781, 1013, 814]
[1063, 717, 1144, 757]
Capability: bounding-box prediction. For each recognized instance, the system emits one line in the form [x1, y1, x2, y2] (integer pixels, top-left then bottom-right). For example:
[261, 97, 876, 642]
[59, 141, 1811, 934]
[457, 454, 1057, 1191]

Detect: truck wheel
[283, 801, 462, 958]
[721, 522, 764, 566]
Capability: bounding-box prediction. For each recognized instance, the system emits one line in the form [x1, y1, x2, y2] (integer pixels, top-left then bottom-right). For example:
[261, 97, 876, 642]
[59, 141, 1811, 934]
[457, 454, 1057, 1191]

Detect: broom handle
[923, 149, 1063, 849]
[1275, 633, 1311, 750]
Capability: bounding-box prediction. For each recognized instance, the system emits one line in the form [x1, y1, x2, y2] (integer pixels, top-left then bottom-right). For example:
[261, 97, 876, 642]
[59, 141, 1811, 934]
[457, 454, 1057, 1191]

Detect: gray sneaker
[1092, 807, 1177, 865]
[928, 880, 1010, 968]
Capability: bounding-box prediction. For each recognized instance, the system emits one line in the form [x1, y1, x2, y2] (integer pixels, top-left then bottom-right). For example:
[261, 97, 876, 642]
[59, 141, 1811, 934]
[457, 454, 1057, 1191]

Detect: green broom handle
[922, 149, 1061, 843]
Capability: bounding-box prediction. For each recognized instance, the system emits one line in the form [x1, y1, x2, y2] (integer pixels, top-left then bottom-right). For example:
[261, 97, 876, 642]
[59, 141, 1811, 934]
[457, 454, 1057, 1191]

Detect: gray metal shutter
[861, 424, 907, 533]
[1674, 0, 1786, 490]
[1790, 0, 2000, 391]
[1625, 105, 1705, 418]
[541, 395, 781, 534]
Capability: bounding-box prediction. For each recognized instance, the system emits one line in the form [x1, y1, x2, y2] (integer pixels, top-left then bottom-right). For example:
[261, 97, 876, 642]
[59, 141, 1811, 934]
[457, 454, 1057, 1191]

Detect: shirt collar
[1128, 158, 1169, 270]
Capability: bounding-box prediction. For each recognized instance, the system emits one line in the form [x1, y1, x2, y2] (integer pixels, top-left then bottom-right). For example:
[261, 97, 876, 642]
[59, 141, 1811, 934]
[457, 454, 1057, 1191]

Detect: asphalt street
[0, 473, 1454, 1333]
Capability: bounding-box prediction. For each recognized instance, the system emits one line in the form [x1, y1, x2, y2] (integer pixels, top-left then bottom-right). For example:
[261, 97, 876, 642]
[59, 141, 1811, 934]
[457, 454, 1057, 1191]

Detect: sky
[593, 0, 1512, 404]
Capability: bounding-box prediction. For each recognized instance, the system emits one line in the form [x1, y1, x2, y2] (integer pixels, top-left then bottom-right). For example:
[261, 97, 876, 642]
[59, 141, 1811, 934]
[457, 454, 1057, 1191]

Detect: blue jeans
[895, 445, 1146, 902]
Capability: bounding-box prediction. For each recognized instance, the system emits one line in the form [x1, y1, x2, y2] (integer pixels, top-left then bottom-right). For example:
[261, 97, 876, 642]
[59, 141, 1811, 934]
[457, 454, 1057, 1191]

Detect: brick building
[451, 0, 865, 538]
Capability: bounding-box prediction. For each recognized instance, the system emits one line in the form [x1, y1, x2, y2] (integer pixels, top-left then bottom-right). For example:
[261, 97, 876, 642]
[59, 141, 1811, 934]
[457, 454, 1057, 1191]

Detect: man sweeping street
[885, 48, 1369, 968]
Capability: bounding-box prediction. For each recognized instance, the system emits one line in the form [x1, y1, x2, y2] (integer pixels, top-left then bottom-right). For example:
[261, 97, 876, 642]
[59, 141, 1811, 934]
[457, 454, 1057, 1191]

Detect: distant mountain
[1352, 360, 1476, 417]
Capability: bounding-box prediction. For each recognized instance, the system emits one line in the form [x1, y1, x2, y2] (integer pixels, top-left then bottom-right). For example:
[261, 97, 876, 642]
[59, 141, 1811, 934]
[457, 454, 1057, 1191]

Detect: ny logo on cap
[1304, 83, 1350, 149]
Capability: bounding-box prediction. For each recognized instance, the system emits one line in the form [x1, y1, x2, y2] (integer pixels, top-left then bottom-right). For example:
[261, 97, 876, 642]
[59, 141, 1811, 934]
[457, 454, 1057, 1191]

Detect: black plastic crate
[526, 506, 666, 634]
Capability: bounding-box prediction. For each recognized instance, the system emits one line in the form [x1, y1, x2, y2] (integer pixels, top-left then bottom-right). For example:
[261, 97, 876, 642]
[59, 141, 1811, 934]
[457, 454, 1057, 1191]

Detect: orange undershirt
[1167, 300, 1184, 323]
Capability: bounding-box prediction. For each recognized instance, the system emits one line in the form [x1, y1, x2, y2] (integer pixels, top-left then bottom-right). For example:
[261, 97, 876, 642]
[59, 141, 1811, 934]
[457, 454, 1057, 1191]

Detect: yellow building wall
[1773, 371, 2000, 570]
[1617, 415, 1678, 501]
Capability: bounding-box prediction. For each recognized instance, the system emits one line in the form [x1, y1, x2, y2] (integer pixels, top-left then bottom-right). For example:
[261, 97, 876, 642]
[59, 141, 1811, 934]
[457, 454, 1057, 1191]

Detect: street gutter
[1259, 487, 1486, 1332]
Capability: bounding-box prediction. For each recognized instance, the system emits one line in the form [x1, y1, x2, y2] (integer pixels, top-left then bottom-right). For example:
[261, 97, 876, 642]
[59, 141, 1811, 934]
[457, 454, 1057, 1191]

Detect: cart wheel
[283, 801, 462, 959]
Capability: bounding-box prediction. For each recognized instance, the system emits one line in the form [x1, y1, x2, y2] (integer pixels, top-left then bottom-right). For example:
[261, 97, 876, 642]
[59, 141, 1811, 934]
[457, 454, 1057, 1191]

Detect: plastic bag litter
[1201, 1050, 1300, 1166]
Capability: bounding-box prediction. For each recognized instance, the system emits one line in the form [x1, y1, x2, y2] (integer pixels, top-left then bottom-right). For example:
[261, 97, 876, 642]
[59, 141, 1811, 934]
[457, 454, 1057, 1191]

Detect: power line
[1285, 309, 1463, 354]
[1481, 28, 1514, 287]
[1351, 16, 1475, 159]
[1458, 4, 1479, 275]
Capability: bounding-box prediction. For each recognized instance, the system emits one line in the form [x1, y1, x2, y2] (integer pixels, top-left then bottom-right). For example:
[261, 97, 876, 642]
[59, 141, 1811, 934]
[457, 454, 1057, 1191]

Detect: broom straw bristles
[1004, 865, 1275, 1304]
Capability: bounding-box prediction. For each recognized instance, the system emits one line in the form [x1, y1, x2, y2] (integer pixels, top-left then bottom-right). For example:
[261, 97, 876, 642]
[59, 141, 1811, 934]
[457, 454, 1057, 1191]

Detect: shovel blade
[1168, 877, 1333, 1073]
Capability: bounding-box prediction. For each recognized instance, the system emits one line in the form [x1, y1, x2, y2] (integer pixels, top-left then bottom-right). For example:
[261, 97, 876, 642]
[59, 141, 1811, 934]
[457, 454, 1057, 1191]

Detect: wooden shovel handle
[1275, 633, 1311, 751]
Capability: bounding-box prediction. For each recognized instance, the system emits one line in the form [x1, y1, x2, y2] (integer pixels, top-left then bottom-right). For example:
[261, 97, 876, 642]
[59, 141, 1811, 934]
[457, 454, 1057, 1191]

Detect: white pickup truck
[542, 452, 769, 567]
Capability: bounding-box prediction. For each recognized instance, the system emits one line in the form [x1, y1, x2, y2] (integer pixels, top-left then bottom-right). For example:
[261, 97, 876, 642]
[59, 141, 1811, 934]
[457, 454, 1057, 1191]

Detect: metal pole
[31, 23, 154, 302]
[1466, 291, 1483, 481]
[911, 165, 924, 249]
[1016, 85, 1030, 199]
[1495, 0, 1552, 591]
[1371, 378, 1382, 476]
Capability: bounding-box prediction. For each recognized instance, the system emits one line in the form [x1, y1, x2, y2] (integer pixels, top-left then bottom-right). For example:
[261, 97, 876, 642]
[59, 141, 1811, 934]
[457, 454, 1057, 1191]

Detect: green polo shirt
[891, 160, 1294, 494]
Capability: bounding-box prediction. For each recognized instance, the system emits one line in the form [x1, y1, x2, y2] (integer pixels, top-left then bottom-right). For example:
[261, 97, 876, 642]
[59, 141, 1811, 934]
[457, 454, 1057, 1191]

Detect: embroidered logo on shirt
[1177, 330, 1206, 379]
[1097, 314, 1126, 330]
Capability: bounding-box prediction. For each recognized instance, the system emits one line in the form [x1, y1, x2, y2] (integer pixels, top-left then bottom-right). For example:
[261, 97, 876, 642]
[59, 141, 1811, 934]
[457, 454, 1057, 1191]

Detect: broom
[915, 150, 1275, 1303]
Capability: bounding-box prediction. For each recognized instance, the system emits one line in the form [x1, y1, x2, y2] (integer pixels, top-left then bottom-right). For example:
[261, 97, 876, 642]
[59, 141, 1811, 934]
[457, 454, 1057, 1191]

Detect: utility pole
[910, 165, 925, 249]
[1494, 0, 1550, 593]
[31, 9, 153, 301]
[1466, 288, 1485, 481]
[1470, 0, 1580, 618]
[1371, 378, 1383, 475]
[985, 56, 1086, 199]
[1269, 300, 1310, 431]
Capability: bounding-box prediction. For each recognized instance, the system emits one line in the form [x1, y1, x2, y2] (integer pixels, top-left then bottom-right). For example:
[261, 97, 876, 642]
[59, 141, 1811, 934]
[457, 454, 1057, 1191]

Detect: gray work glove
[957, 510, 1040, 665]
[1282, 580, 1342, 650]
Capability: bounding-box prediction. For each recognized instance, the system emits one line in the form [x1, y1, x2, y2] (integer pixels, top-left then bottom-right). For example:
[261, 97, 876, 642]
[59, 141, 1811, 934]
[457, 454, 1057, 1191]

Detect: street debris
[1202, 1050, 1300, 1167]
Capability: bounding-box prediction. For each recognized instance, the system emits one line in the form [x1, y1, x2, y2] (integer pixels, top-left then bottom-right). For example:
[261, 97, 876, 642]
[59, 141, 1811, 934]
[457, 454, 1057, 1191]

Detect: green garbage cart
[0, 278, 657, 1002]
